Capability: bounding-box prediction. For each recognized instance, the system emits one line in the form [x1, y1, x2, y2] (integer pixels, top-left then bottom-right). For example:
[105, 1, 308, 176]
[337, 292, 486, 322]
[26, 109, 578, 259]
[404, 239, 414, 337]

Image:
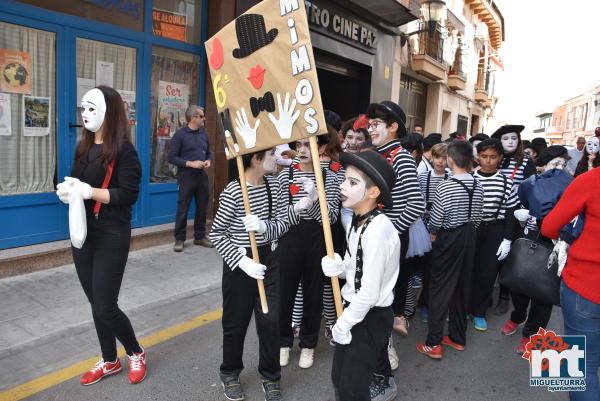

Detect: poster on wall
[118, 89, 136, 126]
[0, 93, 11, 136]
[23, 96, 50, 136]
[204, 0, 326, 159]
[96, 60, 114, 87]
[153, 80, 189, 178]
[0, 49, 32, 95]
[152, 8, 187, 42]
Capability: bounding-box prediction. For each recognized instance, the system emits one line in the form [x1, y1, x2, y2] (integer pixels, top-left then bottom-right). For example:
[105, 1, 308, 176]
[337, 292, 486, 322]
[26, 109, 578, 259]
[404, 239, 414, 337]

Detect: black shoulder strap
[450, 177, 475, 219]
[494, 174, 508, 219]
[288, 165, 294, 205]
[236, 176, 272, 220]
[426, 170, 432, 204]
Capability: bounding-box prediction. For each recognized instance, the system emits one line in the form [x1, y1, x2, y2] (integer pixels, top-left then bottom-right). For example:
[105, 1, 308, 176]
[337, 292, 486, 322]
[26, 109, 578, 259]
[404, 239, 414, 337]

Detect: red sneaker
[416, 342, 443, 359]
[516, 337, 529, 355]
[501, 319, 522, 336]
[80, 358, 122, 386]
[127, 348, 147, 384]
[442, 336, 465, 351]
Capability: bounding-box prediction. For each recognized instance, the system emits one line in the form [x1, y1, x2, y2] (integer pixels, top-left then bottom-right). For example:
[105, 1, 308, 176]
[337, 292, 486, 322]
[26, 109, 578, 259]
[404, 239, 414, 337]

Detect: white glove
[496, 239, 512, 261]
[56, 185, 70, 204]
[514, 209, 530, 222]
[240, 214, 267, 234]
[298, 176, 318, 202]
[64, 177, 93, 200]
[237, 256, 266, 280]
[332, 323, 352, 345]
[293, 196, 313, 214]
[321, 253, 344, 277]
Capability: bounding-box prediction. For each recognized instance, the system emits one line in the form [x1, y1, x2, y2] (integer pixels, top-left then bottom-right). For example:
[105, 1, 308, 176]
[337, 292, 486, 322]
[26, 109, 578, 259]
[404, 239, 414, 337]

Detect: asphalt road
[26, 302, 569, 401]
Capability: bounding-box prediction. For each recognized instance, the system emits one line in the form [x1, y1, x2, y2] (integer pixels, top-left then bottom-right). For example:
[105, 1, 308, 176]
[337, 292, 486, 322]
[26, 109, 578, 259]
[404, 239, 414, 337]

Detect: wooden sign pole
[236, 155, 269, 314]
[308, 136, 343, 317]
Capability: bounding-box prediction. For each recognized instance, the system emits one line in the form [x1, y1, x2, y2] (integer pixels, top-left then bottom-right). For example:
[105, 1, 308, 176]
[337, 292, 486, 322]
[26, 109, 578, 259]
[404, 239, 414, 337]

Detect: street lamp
[400, 0, 447, 46]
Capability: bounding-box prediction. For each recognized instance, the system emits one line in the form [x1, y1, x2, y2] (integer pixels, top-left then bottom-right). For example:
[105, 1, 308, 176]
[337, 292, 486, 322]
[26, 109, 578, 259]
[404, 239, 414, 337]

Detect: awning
[345, 0, 421, 27]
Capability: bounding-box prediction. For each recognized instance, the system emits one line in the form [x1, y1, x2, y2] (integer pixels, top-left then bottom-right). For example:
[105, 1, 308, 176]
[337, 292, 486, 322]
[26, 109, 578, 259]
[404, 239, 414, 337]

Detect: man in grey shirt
[566, 136, 586, 175]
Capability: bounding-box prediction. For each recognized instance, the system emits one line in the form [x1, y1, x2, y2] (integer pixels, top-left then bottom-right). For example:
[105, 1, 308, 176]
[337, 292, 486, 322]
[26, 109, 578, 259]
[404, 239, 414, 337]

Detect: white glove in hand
[64, 177, 93, 200]
[321, 253, 344, 277]
[293, 196, 313, 214]
[237, 256, 266, 280]
[514, 209, 530, 222]
[56, 184, 70, 204]
[332, 323, 352, 345]
[240, 214, 267, 234]
[298, 177, 318, 202]
[496, 239, 512, 261]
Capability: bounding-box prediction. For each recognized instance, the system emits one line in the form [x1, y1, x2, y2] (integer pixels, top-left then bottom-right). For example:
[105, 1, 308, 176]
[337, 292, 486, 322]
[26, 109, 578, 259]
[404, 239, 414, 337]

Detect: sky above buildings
[492, 0, 600, 134]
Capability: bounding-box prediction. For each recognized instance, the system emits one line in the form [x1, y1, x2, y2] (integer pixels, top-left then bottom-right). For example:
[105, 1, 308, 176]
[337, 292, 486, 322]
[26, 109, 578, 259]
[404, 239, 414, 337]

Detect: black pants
[418, 252, 432, 308]
[221, 245, 280, 381]
[332, 306, 393, 401]
[427, 224, 476, 347]
[392, 231, 411, 316]
[470, 221, 504, 317]
[72, 221, 141, 362]
[174, 170, 209, 241]
[279, 221, 326, 349]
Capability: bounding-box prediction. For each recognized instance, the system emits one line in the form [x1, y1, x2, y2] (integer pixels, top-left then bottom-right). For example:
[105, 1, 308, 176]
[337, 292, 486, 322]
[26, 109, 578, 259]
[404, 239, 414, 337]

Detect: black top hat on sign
[232, 14, 278, 59]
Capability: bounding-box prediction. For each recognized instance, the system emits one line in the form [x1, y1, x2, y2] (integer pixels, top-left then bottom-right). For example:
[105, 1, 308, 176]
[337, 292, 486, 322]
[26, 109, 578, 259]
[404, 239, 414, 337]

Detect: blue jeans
[561, 282, 600, 401]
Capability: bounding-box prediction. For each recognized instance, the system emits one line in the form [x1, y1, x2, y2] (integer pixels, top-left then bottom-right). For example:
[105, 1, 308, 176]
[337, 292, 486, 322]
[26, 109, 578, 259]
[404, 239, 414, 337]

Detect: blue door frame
[0, 0, 208, 250]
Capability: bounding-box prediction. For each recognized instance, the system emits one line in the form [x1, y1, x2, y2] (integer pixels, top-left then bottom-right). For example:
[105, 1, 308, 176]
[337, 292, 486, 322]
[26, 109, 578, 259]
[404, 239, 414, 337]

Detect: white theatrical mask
[340, 166, 368, 209]
[500, 133, 519, 154]
[296, 140, 312, 164]
[368, 119, 389, 147]
[80, 88, 106, 133]
[586, 137, 599, 155]
[262, 148, 277, 173]
[544, 157, 567, 172]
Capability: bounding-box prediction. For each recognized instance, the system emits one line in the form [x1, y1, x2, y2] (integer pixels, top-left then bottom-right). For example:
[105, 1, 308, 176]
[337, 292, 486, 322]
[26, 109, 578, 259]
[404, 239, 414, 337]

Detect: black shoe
[194, 237, 214, 248]
[494, 298, 510, 316]
[261, 379, 282, 401]
[174, 240, 184, 252]
[220, 372, 244, 401]
[369, 375, 386, 401]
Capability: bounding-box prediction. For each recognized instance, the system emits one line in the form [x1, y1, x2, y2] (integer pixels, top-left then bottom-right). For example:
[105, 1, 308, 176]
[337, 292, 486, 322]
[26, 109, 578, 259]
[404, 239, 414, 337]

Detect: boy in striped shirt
[417, 140, 484, 360]
[209, 148, 289, 401]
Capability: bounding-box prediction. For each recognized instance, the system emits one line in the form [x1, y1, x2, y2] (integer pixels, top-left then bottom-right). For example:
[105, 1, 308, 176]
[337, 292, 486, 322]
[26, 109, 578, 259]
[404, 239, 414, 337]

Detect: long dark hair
[74, 85, 130, 167]
[574, 147, 600, 177]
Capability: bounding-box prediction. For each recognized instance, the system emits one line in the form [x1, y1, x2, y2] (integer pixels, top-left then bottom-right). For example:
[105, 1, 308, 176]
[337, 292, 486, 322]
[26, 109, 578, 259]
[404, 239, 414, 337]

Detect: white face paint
[261, 148, 277, 173]
[500, 133, 519, 154]
[544, 157, 567, 172]
[340, 166, 368, 209]
[295, 140, 312, 165]
[586, 137, 599, 155]
[368, 119, 389, 147]
[80, 88, 106, 133]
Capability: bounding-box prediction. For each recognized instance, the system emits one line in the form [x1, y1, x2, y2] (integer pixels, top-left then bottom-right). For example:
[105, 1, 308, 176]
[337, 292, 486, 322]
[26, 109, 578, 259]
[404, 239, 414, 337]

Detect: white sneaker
[298, 348, 314, 369]
[387, 336, 399, 371]
[279, 347, 291, 367]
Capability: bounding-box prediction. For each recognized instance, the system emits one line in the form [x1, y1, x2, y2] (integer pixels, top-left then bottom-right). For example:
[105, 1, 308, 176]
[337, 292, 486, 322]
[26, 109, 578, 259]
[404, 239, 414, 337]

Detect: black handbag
[499, 236, 561, 305]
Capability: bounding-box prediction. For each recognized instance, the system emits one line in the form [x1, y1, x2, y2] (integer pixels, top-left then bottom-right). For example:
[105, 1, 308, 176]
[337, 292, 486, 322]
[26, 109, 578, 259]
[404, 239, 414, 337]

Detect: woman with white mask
[574, 136, 599, 177]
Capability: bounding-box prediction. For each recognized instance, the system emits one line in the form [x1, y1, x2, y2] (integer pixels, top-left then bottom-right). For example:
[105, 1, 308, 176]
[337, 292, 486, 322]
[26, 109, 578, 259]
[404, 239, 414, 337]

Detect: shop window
[17, 0, 144, 31]
[150, 46, 200, 183]
[152, 0, 202, 44]
[0, 22, 56, 196]
[75, 38, 137, 145]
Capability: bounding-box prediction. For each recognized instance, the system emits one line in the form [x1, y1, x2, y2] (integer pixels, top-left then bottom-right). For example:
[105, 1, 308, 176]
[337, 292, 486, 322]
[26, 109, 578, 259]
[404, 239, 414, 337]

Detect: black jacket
[71, 141, 141, 226]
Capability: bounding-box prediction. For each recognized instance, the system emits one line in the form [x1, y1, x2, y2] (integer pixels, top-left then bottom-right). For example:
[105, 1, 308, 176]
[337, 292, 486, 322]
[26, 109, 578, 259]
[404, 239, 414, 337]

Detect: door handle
[69, 123, 83, 128]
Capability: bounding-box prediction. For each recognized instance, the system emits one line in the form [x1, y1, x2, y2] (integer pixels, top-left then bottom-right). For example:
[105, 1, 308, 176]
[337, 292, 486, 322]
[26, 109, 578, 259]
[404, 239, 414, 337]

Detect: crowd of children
[208, 100, 589, 401]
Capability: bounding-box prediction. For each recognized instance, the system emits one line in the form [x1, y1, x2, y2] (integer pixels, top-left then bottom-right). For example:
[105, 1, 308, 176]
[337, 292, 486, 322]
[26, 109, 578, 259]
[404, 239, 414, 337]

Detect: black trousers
[221, 245, 280, 381]
[72, 221, 141, 362]
[174, 170, 209, 241]
[469, 221, 504, 317]
[332, 306, 393, 401]
[426, 224, 476, 347]
[418, 251, 432, 308]
[279, 221, 326, 349]
[392, 231, 411, 316]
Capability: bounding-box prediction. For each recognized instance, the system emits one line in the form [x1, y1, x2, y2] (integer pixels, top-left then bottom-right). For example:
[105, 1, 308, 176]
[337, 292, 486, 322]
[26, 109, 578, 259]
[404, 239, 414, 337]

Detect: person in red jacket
[541, 167, 600, 401]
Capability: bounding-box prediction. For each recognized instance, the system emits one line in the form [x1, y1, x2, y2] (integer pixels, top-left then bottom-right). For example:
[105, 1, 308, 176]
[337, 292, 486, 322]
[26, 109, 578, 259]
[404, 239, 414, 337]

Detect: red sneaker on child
[442, 335, 465, 351]
[516, 337, 529, 355]
[80, 358, 122, 386]
[416, 343, 443, 359]
[127, 348, 147, 384]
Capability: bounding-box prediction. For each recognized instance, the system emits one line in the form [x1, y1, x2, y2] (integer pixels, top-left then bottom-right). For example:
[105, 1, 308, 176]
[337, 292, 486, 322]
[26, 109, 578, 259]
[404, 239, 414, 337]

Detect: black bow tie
[250, 91, 275, 117]
[351, 209, 379, 231]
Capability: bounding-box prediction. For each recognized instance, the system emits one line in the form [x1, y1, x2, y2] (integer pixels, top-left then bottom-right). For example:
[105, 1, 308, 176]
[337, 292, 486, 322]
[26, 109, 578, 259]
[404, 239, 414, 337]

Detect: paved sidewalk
[0, 241, 223, 392]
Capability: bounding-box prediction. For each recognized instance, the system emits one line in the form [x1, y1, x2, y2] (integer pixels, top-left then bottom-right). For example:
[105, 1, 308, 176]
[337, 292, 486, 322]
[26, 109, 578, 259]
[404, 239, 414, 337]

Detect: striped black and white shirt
[276, 163, 340, 226]
[473, 171, 519, 221]
[498, 155, 537, 187]
[209, 175, 289, 269]
[418, 170, 448, 211]
[377, 140, 426, 234]
[427, 173, 484, 234]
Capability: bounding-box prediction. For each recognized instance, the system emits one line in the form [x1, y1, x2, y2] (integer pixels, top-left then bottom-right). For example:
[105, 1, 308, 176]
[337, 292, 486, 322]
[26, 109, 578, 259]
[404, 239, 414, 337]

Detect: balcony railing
[415, 22, 444, 65]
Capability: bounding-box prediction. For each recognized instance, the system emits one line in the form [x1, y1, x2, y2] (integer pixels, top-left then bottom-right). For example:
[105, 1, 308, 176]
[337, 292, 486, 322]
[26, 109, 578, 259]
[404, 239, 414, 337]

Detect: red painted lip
[248, 65, 266, 89]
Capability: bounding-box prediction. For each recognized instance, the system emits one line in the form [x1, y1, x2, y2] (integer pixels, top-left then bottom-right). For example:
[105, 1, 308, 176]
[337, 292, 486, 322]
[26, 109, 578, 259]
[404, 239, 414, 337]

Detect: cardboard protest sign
[205, 0, 327, 159]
